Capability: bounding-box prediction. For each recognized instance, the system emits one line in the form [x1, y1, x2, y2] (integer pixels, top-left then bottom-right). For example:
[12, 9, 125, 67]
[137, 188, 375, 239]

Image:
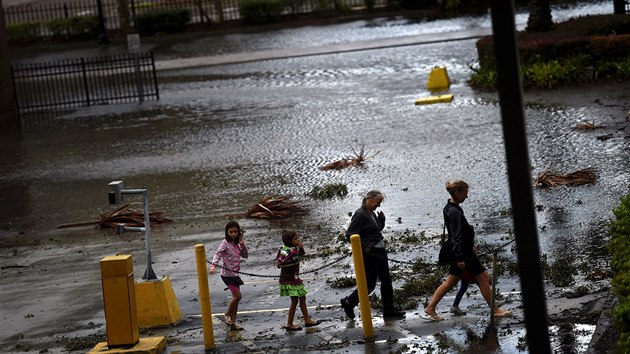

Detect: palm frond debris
[57, 204, 173, 229]
[227, 195, 308, 219]
[320, 146, 379, 171]
[535, 167, 597, 187]
[574, 121, 600, 130]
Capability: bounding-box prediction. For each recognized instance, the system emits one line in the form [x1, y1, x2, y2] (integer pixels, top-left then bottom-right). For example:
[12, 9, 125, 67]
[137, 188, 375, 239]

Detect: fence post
[349, 234, 374, 339]
[80, 58, 91, 106]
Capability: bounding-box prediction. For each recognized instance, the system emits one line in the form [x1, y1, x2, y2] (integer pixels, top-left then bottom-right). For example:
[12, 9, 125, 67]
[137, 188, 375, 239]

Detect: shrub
[468, 64, 497, 91]
[521, 55, 589, 89]
[7, 21, 40, 44]
[610, 188, 630, 353]
[476, 15, 630, 71]
[239, 0, 288, 24]
[133, 9, 191, 35]
[46, 16, 99, 39]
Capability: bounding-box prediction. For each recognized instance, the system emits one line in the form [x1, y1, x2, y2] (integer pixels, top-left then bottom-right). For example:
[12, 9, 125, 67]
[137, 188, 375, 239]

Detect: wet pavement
[1, 0, 629, 353]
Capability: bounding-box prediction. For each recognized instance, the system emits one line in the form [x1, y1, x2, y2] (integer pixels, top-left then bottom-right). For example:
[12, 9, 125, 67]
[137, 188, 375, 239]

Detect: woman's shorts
[449, 256, 486, 278]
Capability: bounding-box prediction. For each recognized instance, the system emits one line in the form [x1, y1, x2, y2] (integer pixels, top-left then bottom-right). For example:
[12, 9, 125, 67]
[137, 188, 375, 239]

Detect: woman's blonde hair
[445, 180, 469, 195]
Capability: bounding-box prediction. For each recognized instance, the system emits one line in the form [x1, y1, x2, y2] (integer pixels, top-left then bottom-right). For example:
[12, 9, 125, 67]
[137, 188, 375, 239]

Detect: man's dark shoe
[383, 308, 406, 318]
[340, 298, 355, 319]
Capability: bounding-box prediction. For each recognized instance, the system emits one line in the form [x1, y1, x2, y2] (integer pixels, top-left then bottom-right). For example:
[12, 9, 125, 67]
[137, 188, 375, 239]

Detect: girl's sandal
[223, 314, 233, 326]
[304, 319, 322, 327]
[282, 325, 302, 331]
[230, 324, 244, 331]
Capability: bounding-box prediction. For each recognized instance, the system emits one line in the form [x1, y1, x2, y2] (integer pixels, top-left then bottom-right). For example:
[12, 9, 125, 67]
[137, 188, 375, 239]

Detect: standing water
[1, 1, 627, 353]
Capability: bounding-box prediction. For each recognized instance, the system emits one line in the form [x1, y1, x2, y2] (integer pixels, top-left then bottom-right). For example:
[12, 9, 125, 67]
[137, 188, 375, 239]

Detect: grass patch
[307, 183, 348, 200]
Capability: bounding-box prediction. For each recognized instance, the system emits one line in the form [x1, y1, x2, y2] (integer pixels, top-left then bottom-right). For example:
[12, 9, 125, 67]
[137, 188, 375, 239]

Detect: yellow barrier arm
[349, 234, 374, 338]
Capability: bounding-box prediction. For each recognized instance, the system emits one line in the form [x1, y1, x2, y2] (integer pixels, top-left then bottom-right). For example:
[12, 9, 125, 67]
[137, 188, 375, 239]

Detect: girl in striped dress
[275, 229, 321, 331]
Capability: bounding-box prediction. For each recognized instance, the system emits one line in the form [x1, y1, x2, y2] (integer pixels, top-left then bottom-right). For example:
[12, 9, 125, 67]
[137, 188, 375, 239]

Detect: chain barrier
[205, 239, 515, 278]
[207, 252, 351, 279]
[366, 239, 516, 266]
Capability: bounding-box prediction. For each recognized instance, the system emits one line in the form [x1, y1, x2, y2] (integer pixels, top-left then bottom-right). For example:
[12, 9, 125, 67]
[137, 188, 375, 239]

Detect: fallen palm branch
[57, 204, 173, 229]
[320, 145, 379, 171]
[228, 195, 308, 219]
[535, 167, 597, 187]
[574, 121, 600, 130]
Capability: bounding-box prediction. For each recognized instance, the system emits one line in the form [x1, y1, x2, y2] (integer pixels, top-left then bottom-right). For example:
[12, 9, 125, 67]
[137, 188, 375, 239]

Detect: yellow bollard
[194, 244, 215, 350]
[349, 234, 374, 338]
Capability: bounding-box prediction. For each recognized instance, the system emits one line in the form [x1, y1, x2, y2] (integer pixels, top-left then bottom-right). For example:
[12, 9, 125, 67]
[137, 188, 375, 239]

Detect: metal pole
[96, 0, 110, 44]
[349, 234, 374, 339]
[490, 0, 551, 352]
[141, 190, 156, 280]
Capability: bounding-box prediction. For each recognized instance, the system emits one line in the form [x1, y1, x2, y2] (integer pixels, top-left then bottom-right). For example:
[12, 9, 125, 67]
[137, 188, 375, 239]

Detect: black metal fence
[11, 52, 159, 115]
[3, 0, 386, 38]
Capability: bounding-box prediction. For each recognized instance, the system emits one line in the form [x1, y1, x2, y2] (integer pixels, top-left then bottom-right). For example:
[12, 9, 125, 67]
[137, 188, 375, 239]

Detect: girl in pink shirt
[210, 221, 248, 330]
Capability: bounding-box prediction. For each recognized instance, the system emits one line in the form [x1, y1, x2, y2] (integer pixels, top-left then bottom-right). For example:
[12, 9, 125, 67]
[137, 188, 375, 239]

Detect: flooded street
[1, 0, 629, 352]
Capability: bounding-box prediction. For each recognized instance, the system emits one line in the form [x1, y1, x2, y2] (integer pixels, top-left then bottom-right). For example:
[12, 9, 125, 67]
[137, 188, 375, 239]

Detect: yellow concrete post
[100, 255, 139, 348]
[349, 234, 374, 338]
[194, 244, 215, 350]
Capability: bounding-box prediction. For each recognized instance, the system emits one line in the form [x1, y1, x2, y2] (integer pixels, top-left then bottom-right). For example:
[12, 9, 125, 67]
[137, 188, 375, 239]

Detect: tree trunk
[526, 0, 553, 33]
[0, 0, 17, 121]
[117, 0, 132, 34]
[613, 0, 626, 14]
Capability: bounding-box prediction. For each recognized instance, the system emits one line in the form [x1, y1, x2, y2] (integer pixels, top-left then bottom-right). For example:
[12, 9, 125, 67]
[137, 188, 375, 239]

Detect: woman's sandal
[223, 314, 233, 326]
[282, 325, 302, 331]
[421, 311, 445, 322]
[494, 310, 513, 318]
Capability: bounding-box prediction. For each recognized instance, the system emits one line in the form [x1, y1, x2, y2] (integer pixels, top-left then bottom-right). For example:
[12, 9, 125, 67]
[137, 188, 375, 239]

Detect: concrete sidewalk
[154, 27, 493, 71]
[146, 296, 523, 353]
[131, 289, 610, 353]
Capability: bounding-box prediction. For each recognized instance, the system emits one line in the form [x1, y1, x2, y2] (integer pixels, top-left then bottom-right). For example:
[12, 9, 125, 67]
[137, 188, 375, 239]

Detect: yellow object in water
[426, 66, 451, 91]
[415, 94, 454, 105]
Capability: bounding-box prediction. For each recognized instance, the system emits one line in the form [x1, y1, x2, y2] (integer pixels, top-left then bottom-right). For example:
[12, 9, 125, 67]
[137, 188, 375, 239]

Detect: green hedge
[239, 0, 288, 24]
[7, 21, 40, 44]
[475, 14, 630, 71]
[46, 16, 99, 39]
[470, 14, 630, 90]
[611, 188, 630, 353]
[133, 9, 191, 35]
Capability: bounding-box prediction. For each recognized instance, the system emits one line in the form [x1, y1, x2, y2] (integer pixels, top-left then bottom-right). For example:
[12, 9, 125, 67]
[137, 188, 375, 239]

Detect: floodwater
[1, 0, 628, 352]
